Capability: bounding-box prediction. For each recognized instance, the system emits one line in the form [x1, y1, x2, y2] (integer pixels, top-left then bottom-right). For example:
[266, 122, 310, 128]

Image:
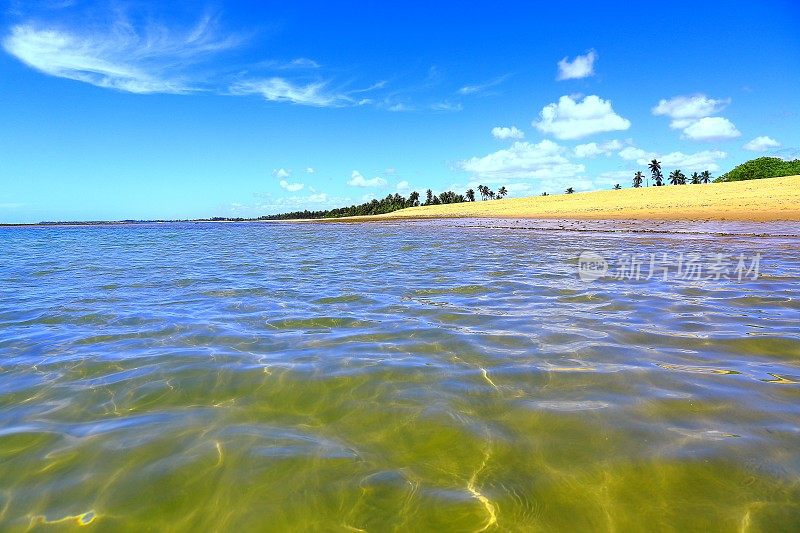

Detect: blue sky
[1, 0, 799, 223]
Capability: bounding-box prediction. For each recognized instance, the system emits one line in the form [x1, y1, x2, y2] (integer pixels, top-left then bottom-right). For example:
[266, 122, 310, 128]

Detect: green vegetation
[649, 159, 664, 186]
[261, 184, 509, 220]
[257, 156, 799, 220]
[715, 156, 800, 182]
[668, 169, 686, 185]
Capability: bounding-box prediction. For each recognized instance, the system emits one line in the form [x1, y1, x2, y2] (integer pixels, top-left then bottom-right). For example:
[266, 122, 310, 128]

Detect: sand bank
[340, 175, 800, 222]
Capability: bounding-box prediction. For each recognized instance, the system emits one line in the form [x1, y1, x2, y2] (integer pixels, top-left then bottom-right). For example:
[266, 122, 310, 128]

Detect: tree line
[260, 184, 509, 220]
[629, 160, 713, 188]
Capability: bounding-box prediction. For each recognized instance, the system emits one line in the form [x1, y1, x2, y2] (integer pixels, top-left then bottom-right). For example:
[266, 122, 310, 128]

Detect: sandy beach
[342, 175, 800, 222]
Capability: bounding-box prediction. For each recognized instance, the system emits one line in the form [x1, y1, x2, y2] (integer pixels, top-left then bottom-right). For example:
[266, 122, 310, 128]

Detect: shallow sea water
[1, 220, 799, 531]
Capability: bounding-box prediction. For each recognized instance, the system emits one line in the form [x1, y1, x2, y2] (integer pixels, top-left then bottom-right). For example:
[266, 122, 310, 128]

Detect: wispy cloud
[458, 74, 509, 95]
[430, 101, 462, 112]
[230, 77, 354, 107]
[2, 15, 241, 94]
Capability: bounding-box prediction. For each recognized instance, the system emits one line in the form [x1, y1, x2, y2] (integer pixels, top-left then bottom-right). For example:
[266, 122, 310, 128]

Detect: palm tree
[497, 186, 507, 199]
[633, 171, 644, 188]
[690, 172, 701, 184]
[466, 189, 475, 202]
[541, 192, 548, 196]
[477, 185, 488, 200]
[649, 159, 663, 186]
[613, 184, 622, 190]
[488, 190, 496, 200]
[669, 170, 681, 185]
[701, 170, 712, 184]
[565, 187, 575, 194]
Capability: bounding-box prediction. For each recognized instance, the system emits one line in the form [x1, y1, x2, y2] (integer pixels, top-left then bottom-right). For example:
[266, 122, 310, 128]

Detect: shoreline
[3, 175, 799, 227]
[333, 175, 800, 223]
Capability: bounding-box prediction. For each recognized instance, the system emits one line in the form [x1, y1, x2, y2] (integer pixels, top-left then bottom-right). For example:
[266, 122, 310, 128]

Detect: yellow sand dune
[346, 175, 800, 222]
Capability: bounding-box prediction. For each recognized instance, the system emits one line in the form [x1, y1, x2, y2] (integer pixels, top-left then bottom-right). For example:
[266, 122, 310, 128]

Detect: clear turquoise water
[1, 220, 799, 531]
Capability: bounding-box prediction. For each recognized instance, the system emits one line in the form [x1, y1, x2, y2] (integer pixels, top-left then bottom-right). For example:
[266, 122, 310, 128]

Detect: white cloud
[386, 102, 413, 112]
[743, 136, 780, 152]
[236, 191, 354, 217]
[430, 101, 462, 112]
[573, 139, 623, 158]
[396, 180, 411, 192]
[230, 78, 355, 107]
[617, 144, 727, 171]
[682, 117, 741, 141]
[652, 95, 739, 141]
[458, 74, 509, 95]
[286, 58, 319, 69]
[2, 17, 239, 94]
[618, 146, 654, 161]
[272, 168, 291, 179]
[491, 126, 525, 140]
[305, 167, 315, 174]
[459, 140, 585, 180]
[534, 95, 631, 140]
[631, 150, 727, 171]
[347, 170, 387, 188]
[652, 95, 730, 128]
[556, 50, 597, 80]
[279, 179, 304, 192]
[306, 193, 329, 202]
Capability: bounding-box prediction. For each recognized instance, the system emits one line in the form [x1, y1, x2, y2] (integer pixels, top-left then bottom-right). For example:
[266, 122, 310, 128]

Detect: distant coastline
[3, 174, 799, 227]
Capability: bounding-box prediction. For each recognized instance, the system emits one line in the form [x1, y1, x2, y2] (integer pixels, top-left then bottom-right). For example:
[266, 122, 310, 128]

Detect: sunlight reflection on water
[0, 220, 799, 530]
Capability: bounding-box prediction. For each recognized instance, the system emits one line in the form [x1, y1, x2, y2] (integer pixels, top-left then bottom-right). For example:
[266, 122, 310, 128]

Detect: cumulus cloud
[491, 126, 525, 140]
[556, 50, 597, 80]
[305, 167, 315, 174]
[658, 150, 728, 171]
[534, 95, 631, 140]
[347, 170, 386, 188]
[2, 16, 239, 94]
[396, 180, 412, 192]
[235, 191, 354, 218]
[652, 94, 730, 128]
[272, 168, 291, 179]
[681, 117, 741, 141]
[573, 139, 623, 158]
[279, 179, 304, 192]
[620, 147, 727, 171]
[459, 140, 585, 180]
[743, 136, 780, 152]
[618, 146, 654, 161]
[651, 94, 739, 141]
